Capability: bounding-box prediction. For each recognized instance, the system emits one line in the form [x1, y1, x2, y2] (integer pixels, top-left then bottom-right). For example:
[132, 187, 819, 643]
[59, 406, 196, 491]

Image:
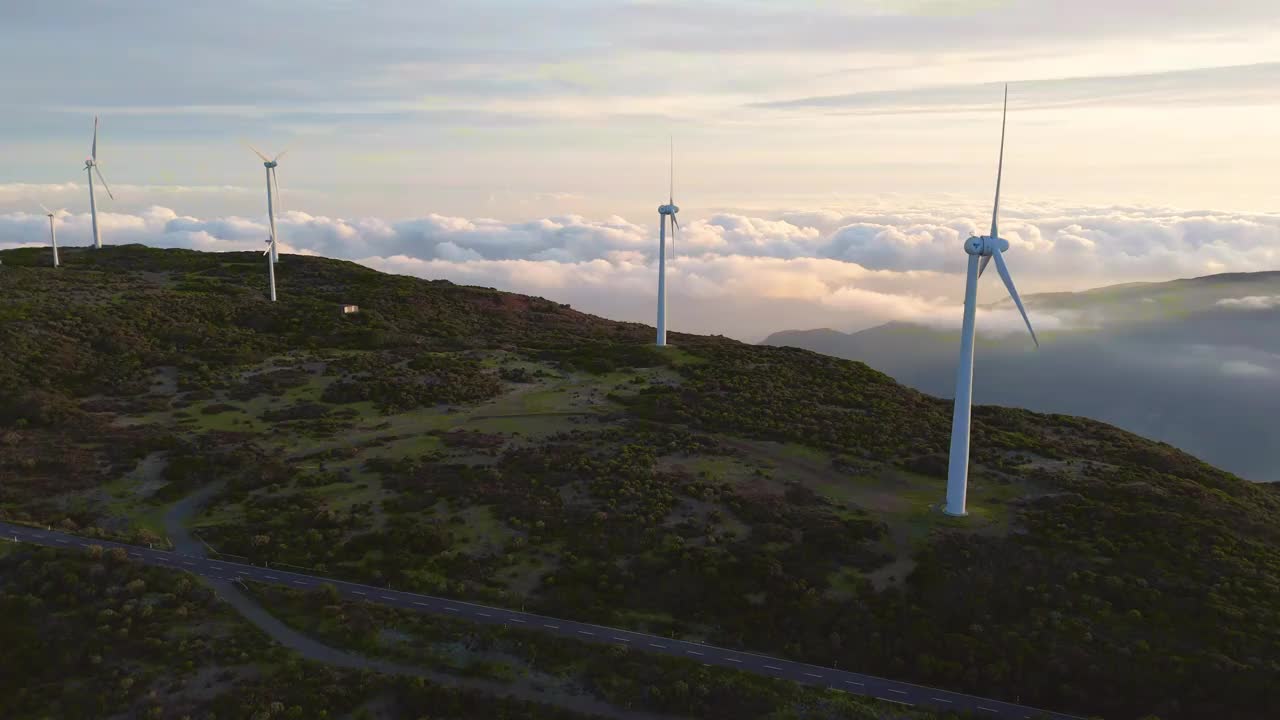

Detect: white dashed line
[578, 630, 595, 636]
[413, 602, 428, 607]
[612, 636, 629, 642]
[764, 664, 782, 670]
[510, 618, 526, 623]
[265, 575, 279, 580]
[845, 681, 865, 687]
[878, 698, 914, 707]
[932, 698, 953, 703]
[381, 595, 395, 600]
[543, 623, 558, 629]
[183, 561, 195, 566]
[888, 689, 907, 695]
[978, 707, 998, 713]
[477, 612, 492, 618]
[649, 643, 666, 649]
[687, 650, 705, 656]
[56, 539, 68, 544]
[804, 673, 823, 679]
[725, 657, 742, 663]
[353, 591, 366, 596]
[446, 607, 460, 612]
[292, 580, 307, 585]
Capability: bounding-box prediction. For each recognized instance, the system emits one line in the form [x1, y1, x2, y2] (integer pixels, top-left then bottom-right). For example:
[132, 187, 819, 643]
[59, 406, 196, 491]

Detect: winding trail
[160, 484, 680, 720]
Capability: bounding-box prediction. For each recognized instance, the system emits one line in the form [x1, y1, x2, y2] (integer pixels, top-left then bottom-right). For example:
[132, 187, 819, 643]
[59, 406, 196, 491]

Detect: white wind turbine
[944, 85, 1039, 517]
[84, 116, 114, 249]
[655, 139, 679, 346]
[263, 234, 277, 302]
[40, 204, 60, 267]
[249, 145, 286, 264]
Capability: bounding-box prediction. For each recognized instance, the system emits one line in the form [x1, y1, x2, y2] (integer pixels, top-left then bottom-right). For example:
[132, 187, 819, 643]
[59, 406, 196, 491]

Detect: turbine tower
[944, 85, 1038, 517]
[84, 116, 114, 250]
[656, 139, 679, 346]
[40, 204, 59, 267]
[249, 145, 285, 264]
[263, 235, 277, 302]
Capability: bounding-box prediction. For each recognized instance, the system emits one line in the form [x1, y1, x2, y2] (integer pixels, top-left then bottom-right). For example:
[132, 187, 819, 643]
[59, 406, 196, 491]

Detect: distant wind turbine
[40, 204, 59, 267]
[944, 85, 1039, 517]
[84, 116, 114, 249]
[656, 139, 679, 346]
[249, 145, 286, 264]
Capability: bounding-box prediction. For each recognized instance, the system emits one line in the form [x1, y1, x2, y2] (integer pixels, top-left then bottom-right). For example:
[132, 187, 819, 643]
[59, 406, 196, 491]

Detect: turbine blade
[247, 143, 271, 162]
[92, 115, 99, 161]
[40, 203, 52, 215]
[670, 215, 677, 260]
[978, 255, 991, 277]
[94, 166, 114, 200]
[991, 247, 1038, 348]
[272, 166, 282, 218]
[273, 149, 289, 163]
[990, 84, 1007, 239]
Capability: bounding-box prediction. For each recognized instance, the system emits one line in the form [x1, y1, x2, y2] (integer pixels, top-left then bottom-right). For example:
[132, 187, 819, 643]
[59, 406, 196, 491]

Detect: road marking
[578, 630, 595, 636]
[725, 657, 742, 663]
[888, 689, 908, 695]
[845, 681, 864, 687]
[612, 636, 629, 642]
[353, 591, 367, 596]
[804, 673, 823, 679]
[649, 643, 666, 649]
[183, 561, 195, 566]
[446, 607, 460, 612]
[764, 664, 782, 670]
[978, 707, 998, 713]
[381, 595, 395, 600]
[56, 539, 68, 543]
[292, 580, 307, 585]
[413, 601, 428, 607]
[477, 612, 492, 618]
[877, 698, 913, 707]
[543, 623, 558, 628]
[265, 575, 279, 580]
[687, 650, 705, 656]
[510, 618, 526, 624]
[932, 698, 953, 703]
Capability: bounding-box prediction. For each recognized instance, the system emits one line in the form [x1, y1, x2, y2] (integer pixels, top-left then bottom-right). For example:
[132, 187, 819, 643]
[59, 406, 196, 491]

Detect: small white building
[340, 304, 359, 315]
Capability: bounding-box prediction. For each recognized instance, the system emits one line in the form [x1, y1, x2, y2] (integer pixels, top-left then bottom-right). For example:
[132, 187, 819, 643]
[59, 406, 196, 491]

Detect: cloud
[1221, 360, 1274, 378]
[1216, 295, 1280, 310]
[3, 200, 1278, 342]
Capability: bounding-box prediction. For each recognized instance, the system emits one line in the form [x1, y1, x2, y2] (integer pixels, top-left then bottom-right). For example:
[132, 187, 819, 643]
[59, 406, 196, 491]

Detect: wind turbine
[249, 145, 285, 264]
[40, 204, 59, 267]
[84, 116, 114, 249]
[656, 139, 679, 346]
[943, 85, 1038, 517]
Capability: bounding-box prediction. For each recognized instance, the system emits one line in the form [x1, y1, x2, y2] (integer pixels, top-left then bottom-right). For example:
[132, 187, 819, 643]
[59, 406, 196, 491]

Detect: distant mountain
[765, 271, 1280, 481]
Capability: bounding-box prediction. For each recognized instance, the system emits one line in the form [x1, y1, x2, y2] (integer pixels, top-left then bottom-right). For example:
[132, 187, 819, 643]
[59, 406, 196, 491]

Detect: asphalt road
[2, 521, 1083, 720]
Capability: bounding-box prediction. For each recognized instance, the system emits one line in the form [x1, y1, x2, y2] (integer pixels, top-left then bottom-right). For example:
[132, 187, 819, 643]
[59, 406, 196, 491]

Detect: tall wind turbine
[655, 139, 679, 346]
[84, 116, 114, 249]
[40, 204, 59, 267]
[944, 85, 1038, 517]
[249, 145, 285, 264]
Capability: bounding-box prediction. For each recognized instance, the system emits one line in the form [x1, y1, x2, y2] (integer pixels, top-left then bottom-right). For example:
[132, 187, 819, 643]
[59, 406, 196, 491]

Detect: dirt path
[163, 485, 682, 720]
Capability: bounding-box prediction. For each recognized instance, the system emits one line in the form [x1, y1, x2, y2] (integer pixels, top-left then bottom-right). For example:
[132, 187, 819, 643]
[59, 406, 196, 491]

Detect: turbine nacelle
[658, 203, 679, 215]
[264, 160, 278, 169]
[963, 235, 1009, 256]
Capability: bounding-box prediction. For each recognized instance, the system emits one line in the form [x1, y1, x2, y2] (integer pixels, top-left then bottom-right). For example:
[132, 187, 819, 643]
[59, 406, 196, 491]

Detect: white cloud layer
[3, 201, 1278, 342]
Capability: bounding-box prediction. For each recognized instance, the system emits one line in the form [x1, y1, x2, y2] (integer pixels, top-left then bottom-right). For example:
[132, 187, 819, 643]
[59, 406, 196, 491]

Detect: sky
[2, 0, 1279, 341]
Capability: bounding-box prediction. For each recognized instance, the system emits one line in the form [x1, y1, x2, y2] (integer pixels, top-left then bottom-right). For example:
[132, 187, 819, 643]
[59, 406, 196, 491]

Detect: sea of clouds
[3, 186, 1278, 341]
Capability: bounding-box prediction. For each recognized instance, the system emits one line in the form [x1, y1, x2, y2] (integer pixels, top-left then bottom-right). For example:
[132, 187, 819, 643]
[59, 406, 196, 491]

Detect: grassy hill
[2, 245, 1279, 720]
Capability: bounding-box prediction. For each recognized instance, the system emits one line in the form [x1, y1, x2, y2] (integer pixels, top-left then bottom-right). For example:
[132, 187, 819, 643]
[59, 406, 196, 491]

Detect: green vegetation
[2, 245, 1278, 720]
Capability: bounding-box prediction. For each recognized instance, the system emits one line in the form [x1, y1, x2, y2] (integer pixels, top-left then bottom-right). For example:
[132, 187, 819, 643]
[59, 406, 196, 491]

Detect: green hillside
[2, 245, 1278, 720]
